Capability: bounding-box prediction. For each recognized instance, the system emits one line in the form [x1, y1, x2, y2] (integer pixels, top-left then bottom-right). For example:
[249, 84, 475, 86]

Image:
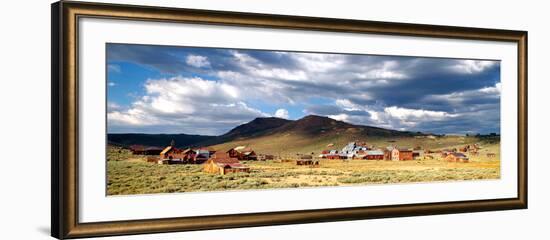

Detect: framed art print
[51, 1, 527, 239]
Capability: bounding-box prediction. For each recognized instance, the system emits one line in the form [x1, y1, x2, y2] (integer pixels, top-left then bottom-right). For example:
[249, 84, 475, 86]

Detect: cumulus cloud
[354, 60, 407, 80]
[107, 43, 501, 134]
[108, 76, 269, 135]
[307, 99, 460, 133]
[185, 55, 210, 68]
[448, 60, 497, 74]
[107, 102, 122, 111]
[274, 109, 289, 119]
[422, 82, 501, 107]
[107, 64, 121, 73]
[383, 106, 458, 121]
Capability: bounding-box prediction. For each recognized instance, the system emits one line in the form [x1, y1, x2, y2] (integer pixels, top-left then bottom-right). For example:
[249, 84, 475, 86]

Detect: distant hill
[206, 115, 421, 155]
[107, 133, 215, 148]
[221, 117, 292, 140]
[267, 115, 414, 137]
[196, 117, 292, 146]
[108, 115, 422, 153]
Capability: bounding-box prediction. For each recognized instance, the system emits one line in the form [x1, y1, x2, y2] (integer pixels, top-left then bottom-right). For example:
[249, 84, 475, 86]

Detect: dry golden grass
[107, 141, 500, 195]
[209, 134, 491, 158]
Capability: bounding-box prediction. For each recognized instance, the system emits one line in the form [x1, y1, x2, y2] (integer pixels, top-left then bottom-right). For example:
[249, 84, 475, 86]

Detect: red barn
[160, 146, 184, 160]
[363, 150, 385, 160]
[203, 154, 250, 175]
[159, 146, 212, 164]
[227, 146, 257, 160]
[446, 152, 469, 163]
[391, 148, 414, 161]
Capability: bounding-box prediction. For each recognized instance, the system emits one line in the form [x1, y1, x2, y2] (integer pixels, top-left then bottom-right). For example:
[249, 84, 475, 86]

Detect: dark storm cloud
[107, 43, 501, 134]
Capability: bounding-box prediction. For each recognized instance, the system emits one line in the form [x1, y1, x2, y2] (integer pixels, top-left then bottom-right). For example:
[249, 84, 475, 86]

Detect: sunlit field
[107, 139, 500, 195]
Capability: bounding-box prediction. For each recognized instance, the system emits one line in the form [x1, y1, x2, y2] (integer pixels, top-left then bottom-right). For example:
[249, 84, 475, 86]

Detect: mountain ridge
[107, 115, 423, 149]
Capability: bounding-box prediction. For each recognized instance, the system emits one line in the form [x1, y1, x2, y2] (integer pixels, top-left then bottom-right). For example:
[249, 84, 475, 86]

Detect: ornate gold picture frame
[51, 1, 527, 239]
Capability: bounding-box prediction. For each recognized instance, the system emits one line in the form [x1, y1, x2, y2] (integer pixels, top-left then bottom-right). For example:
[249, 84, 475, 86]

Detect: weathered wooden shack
[446, 152, 469, 163]
[412, 150, 424, 159]
[193, 148, 215, 164]
[321, 150, 341, 159]
[227, 146, 258, 160]
[203, 154, 250, 175]
[160, 146, 185, 160]
[158, 146, 188, 164]
[391, 148, 414, 161]
[384, 146, 394, 160]
[363, 150, 385, 160]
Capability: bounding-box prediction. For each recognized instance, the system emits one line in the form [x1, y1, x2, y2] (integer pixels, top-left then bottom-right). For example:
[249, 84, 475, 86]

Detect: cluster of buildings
[319, 142, 423, 161]
[151, 143, 259, 175]
[127, 140, 476, 175]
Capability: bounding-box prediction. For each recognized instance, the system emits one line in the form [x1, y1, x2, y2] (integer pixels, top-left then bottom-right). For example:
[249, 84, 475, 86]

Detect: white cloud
[216, 70, 299, 104]
[274, 108, 289, 119]
[355, 61, 407, 80]
[185, 55, 210, 68]
[253, 68, 308, 81]
[479, 82, 502, 94]
[108, 64, 121, 73]
[335, 99, 362, 111]
[231, 51, 308, 81]
[108, 82, 116, 87]
[294, 53, 345, 73]
[107, 102, 122, 111]
[108, 76, 269, 135]
[328, 113, 349, 122]
[109, 108, 159, 126]
[449, 60, 496, 74]
[308, 98, 460, 131]
[108, 46, 501, 134]
[424, 82, 501, 106]
[384, 106, 458, 120]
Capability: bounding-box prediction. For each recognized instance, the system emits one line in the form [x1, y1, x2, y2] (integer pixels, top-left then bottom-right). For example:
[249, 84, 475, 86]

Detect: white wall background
[0, 0, 546, 239]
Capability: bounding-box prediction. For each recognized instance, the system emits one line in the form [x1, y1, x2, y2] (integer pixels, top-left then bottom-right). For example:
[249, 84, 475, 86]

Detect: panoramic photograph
[106, 43, 501, 195]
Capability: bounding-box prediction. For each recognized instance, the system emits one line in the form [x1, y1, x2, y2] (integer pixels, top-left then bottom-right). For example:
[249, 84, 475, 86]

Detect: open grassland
[107, 139, 500, 195]
[210, 134, 495, 158]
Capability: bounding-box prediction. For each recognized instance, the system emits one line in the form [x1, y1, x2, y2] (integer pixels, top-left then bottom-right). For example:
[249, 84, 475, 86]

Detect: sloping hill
[267, 115, 415, 137]
[107, 115, 422, 154]
[207, 115, 420, 155]
[220, 117, 291, 140]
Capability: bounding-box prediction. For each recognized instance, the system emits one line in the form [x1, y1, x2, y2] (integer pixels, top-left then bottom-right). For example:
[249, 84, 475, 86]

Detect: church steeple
[170, 139, 175, 147]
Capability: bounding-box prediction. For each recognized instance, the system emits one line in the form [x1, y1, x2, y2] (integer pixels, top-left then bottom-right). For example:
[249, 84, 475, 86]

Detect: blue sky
[106, 43, 501, 136]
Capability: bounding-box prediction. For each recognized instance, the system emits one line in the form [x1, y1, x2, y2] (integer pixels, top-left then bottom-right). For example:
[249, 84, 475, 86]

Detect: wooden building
[363, 150, 385, 160]
[159, 146, 188, 164]
[446, 152, 469, 163]
[203, 154, 250, 175]
[296, 155, 319, 166]
[412, 150, 424, 159]
[391, 148, 414, 161]
[384, 146, 394, 160]
[227, 146, 257, 160]
[193, 148, 215, 164]
[160, 146, 185, 160]
[158, 146, 213, 164]
[321, 150, 341, 159]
